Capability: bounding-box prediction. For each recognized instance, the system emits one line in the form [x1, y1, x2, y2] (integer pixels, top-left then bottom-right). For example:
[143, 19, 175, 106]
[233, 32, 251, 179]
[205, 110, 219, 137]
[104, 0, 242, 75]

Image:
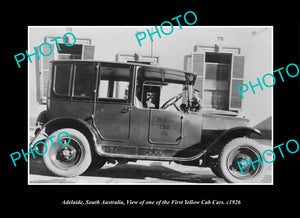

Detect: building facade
[29, 26, 272, 137]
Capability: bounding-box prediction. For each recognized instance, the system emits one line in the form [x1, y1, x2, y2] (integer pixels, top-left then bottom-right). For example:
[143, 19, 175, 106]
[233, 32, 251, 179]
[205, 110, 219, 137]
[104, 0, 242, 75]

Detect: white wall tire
[218, 137, 268, 183]
[43, 128, 92, 177]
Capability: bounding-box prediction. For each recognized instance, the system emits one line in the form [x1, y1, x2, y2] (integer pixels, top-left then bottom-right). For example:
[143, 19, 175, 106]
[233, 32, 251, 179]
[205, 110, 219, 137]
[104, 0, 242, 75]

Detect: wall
[240, 28, 272, 127]
[28, 26, 272, 129]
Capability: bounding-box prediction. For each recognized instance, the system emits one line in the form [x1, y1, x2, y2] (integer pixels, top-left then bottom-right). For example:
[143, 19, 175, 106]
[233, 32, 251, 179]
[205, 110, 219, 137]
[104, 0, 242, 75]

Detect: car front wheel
[218, 137, 268, 183]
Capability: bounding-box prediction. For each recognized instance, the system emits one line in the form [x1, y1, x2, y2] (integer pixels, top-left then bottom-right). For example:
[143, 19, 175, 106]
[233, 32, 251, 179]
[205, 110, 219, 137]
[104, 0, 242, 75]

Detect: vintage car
[31, 60, 267, 183]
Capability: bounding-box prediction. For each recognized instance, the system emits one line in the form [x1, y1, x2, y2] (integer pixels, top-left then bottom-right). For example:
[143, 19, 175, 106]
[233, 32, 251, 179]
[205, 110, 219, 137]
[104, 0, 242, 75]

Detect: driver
[146, 93, 155, 108]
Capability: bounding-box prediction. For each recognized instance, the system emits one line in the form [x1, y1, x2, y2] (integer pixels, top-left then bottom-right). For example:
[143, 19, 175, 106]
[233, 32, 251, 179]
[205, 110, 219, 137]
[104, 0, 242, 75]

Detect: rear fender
[205, 127, 262, 155]
[30, 117, 99, 152]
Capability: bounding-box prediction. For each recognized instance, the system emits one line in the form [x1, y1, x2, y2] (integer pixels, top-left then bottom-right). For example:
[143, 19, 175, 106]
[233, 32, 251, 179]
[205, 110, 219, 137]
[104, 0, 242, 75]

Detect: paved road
[29, 139, 272, 184]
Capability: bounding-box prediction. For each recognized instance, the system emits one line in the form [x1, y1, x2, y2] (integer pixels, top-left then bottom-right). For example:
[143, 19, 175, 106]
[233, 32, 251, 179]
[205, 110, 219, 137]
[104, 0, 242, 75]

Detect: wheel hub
[239, 160, 247, 167]
[62, 147, 76, 160]
[56, 143, 79, 163]
[227, 146, 261, 179]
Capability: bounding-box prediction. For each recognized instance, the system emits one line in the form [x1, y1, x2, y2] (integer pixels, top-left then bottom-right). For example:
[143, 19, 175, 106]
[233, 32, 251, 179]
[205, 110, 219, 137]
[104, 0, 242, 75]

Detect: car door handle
[121, 106, 131, 113]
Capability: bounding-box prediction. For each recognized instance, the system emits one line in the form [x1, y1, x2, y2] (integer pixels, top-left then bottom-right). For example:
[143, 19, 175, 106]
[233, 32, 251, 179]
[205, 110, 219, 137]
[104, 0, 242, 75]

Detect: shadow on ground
[85, 163, 215, 183]
[29, 156, 216, 183]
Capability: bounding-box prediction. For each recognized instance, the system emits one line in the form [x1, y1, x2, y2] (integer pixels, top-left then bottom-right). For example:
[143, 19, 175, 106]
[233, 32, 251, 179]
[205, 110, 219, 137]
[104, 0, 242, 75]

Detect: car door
[130, 66, 183, 146]
[148, 109, 183, 145]
[94, 63, 132, 142]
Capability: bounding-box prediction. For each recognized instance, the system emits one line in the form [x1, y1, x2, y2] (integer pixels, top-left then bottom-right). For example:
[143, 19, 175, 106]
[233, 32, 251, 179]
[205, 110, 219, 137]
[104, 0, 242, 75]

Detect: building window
[203, 52, 232, 110]
[186, 47, 244, 112]
[36, 36, 95, 104]
[115, 53, 159, 66]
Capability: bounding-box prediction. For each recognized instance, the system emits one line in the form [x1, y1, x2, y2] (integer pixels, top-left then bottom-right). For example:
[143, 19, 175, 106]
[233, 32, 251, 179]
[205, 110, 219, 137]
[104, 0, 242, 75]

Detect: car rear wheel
[218, 137, 267, 183]
[43, 128, 92, 177]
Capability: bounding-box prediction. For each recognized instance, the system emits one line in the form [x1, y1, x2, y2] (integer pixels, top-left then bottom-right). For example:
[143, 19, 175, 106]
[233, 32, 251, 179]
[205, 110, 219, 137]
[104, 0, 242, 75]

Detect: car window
[140, 82, 183, 111]
[53, 64, 72, 96]
[135, 67, 184, 110]
[98, 65, 130, 101]
[73, 63, 97, 100]
[159, 83, 183, 109]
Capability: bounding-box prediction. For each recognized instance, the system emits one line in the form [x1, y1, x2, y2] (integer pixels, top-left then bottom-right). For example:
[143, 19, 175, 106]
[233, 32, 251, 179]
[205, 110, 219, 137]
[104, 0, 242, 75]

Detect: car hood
[202, 109, 249, 130]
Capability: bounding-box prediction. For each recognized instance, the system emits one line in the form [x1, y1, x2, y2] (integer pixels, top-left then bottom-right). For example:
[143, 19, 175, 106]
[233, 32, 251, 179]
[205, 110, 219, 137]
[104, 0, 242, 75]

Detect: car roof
[51, 59, 196, 77]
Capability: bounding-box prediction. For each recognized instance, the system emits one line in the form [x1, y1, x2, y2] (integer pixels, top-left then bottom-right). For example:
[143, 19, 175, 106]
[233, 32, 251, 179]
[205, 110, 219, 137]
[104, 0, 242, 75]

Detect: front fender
[205, 126, 262, 155]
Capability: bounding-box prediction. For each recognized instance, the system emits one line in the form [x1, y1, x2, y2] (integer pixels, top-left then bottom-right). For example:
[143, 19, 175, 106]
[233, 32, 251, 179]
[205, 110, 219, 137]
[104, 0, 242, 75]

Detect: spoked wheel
[218, 137, 267, 183]
[43, 128, 92, 177]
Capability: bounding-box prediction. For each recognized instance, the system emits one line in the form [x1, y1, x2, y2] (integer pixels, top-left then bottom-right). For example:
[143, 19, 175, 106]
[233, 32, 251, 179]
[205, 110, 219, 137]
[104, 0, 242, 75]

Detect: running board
[95, 145, 207, 162]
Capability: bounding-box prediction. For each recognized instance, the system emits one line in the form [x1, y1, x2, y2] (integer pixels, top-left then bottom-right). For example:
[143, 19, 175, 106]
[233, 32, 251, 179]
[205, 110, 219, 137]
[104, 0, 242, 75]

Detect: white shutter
[36, 44, 54, 104]
[191, 52, 205, 99]
[229, 55, 245, 110]
[82, 45, 95, 60]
